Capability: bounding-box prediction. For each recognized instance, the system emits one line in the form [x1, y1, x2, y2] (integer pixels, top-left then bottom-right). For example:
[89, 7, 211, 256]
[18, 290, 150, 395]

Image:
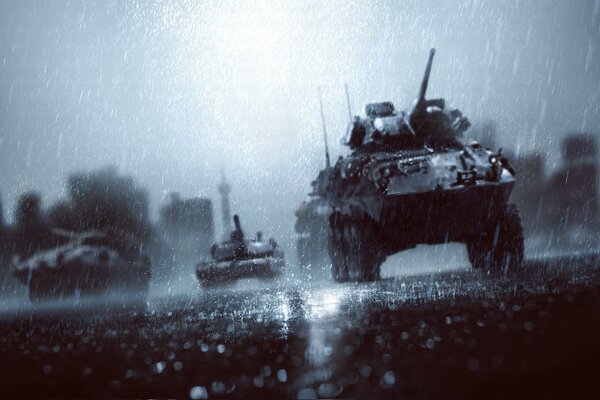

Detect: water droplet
[468, 358, 480, 371]
[253, 375, 264, 388]
[153, 361, 166, 374]
[359, 364, 372, 378]
[277, 369, 287, 382]
[211, 381, 225, 394]
[297, 388, 317, 399]
[189, 386, 208, 400]
[261, 365, 272, 377]
[384, 370, 396, 385]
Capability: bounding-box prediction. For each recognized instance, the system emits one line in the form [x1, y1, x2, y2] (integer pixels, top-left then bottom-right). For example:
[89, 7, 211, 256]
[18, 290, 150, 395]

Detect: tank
[319, 48, 524, 281]
[196, 215, 285, 286]
[12, 229, 151, 303]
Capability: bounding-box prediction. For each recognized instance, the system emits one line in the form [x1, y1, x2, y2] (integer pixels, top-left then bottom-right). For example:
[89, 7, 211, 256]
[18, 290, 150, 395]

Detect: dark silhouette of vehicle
[196, 215, 284, 286]
[12, 229, 151, 303]
[320, 49, 524, 281]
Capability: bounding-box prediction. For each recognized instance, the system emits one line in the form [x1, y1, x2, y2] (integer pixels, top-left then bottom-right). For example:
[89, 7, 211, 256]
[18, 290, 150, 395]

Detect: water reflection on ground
[1, 254, 600, 398]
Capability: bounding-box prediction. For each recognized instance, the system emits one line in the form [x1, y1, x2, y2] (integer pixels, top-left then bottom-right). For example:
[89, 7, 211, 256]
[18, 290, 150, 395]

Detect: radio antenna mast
[318, 87, 331, 168]
[344, 82, 353, 122]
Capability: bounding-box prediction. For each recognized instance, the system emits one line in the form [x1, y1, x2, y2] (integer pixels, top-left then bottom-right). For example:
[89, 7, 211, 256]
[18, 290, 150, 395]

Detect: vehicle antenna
[318, 87, 331, 168]
[344, 82, 353, 122]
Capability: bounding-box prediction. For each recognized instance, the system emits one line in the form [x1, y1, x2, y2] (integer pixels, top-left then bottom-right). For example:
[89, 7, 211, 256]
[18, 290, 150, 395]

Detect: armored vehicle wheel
[467, 203, 524, 273]
[329, 215, 385, 282]
[328, 214, 349, 281]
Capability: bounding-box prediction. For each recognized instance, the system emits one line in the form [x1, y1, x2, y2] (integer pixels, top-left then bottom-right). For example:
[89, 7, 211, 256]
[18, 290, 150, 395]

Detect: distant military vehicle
[317, 48, 524, 281]
[196, 215, 284, 286]
[12, 229, 151, 303]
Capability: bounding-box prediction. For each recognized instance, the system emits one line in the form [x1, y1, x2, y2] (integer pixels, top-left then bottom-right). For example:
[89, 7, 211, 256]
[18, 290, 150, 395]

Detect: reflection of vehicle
[196, 215, 284, 286]
[12, 229, 151, 303]
[318, 49, 524, 282]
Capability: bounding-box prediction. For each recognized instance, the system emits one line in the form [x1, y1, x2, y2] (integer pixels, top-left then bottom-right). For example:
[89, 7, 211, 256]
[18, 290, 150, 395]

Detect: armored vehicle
[12, 229, 151, 303]
[196, 215, 285, 286]
[321, 49, 524, 281]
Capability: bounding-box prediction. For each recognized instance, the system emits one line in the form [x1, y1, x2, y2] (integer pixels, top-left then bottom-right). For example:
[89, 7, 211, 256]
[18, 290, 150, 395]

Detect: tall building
[218, 170, 232, 238]
[159, 193, 215, 259]
[510, 152, 546, 231]
[547, 133, 599, 230]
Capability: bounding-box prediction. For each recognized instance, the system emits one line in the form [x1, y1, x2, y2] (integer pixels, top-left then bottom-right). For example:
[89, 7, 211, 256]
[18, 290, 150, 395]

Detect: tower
[218, 170, 232, 238]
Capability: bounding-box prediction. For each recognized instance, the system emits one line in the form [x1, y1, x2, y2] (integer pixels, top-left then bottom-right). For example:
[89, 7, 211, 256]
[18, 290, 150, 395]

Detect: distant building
[510, 152, 547, 231]
[218, 171, 232, 239]
[159, 193, 215, 260]
[507, 132, 599, 234]
[546, 134, 599, 230]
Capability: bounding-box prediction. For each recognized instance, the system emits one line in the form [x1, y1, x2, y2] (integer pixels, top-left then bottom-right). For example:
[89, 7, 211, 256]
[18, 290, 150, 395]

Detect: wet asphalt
[1, 254, 600, 399]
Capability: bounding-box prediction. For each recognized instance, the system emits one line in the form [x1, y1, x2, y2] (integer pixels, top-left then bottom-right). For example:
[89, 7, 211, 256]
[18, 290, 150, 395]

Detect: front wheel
[467, 203, 524, 273]
[328, 215, 385, 282]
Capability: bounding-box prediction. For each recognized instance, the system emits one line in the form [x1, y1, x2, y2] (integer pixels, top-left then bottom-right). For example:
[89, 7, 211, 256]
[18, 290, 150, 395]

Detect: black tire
[467, 203, 524, 273]
[328, 213, 348, 282]
[328, 215, 385, 282]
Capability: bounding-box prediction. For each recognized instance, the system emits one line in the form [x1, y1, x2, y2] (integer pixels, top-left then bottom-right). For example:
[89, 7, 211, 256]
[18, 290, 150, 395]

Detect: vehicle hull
[380, 180, 515, 251]
[22, 264, 150, 304]
[331, 179, 515, 255]
[196, 256, 285, 286]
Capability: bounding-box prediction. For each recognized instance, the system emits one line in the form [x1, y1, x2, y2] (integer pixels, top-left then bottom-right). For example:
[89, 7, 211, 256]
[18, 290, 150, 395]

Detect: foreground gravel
[1, 254, 600, 398]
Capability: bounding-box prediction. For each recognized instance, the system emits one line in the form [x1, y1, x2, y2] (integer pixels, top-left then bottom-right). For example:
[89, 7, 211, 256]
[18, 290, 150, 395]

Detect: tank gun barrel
[417, 48, 435, 105]
[233, 214, 242, 232]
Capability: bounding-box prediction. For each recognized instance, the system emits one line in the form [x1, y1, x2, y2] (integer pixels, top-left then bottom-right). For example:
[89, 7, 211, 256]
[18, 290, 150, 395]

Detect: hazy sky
[1, 0, 599, 251]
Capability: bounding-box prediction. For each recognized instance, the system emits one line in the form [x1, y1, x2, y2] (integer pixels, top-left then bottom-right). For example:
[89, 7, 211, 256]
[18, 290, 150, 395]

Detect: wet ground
[2, 254, 600, 399]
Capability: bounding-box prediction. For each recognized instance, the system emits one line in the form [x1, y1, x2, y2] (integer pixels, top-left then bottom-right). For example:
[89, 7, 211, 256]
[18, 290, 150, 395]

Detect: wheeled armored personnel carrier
[321, 49, 524, 281]
[196, 215, 285, 286]
[12, 229, 151, 303]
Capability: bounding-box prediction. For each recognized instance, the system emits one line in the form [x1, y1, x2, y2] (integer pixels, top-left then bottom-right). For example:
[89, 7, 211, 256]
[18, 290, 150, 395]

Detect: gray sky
[1, 0, 599, 251]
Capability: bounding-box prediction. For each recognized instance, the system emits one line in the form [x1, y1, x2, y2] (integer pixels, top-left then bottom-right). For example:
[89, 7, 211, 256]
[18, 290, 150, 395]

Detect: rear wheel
[328, 214, 348, 282]
[328, 215, 386, 282]
[467, 203, 524, 273]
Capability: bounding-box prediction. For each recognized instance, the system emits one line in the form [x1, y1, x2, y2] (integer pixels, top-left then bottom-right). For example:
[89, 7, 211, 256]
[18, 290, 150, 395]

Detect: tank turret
[344, 48, 470, 152]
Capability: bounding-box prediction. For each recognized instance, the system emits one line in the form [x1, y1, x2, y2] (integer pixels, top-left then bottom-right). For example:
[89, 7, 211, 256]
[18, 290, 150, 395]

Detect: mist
[1, 0, 599, 256]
